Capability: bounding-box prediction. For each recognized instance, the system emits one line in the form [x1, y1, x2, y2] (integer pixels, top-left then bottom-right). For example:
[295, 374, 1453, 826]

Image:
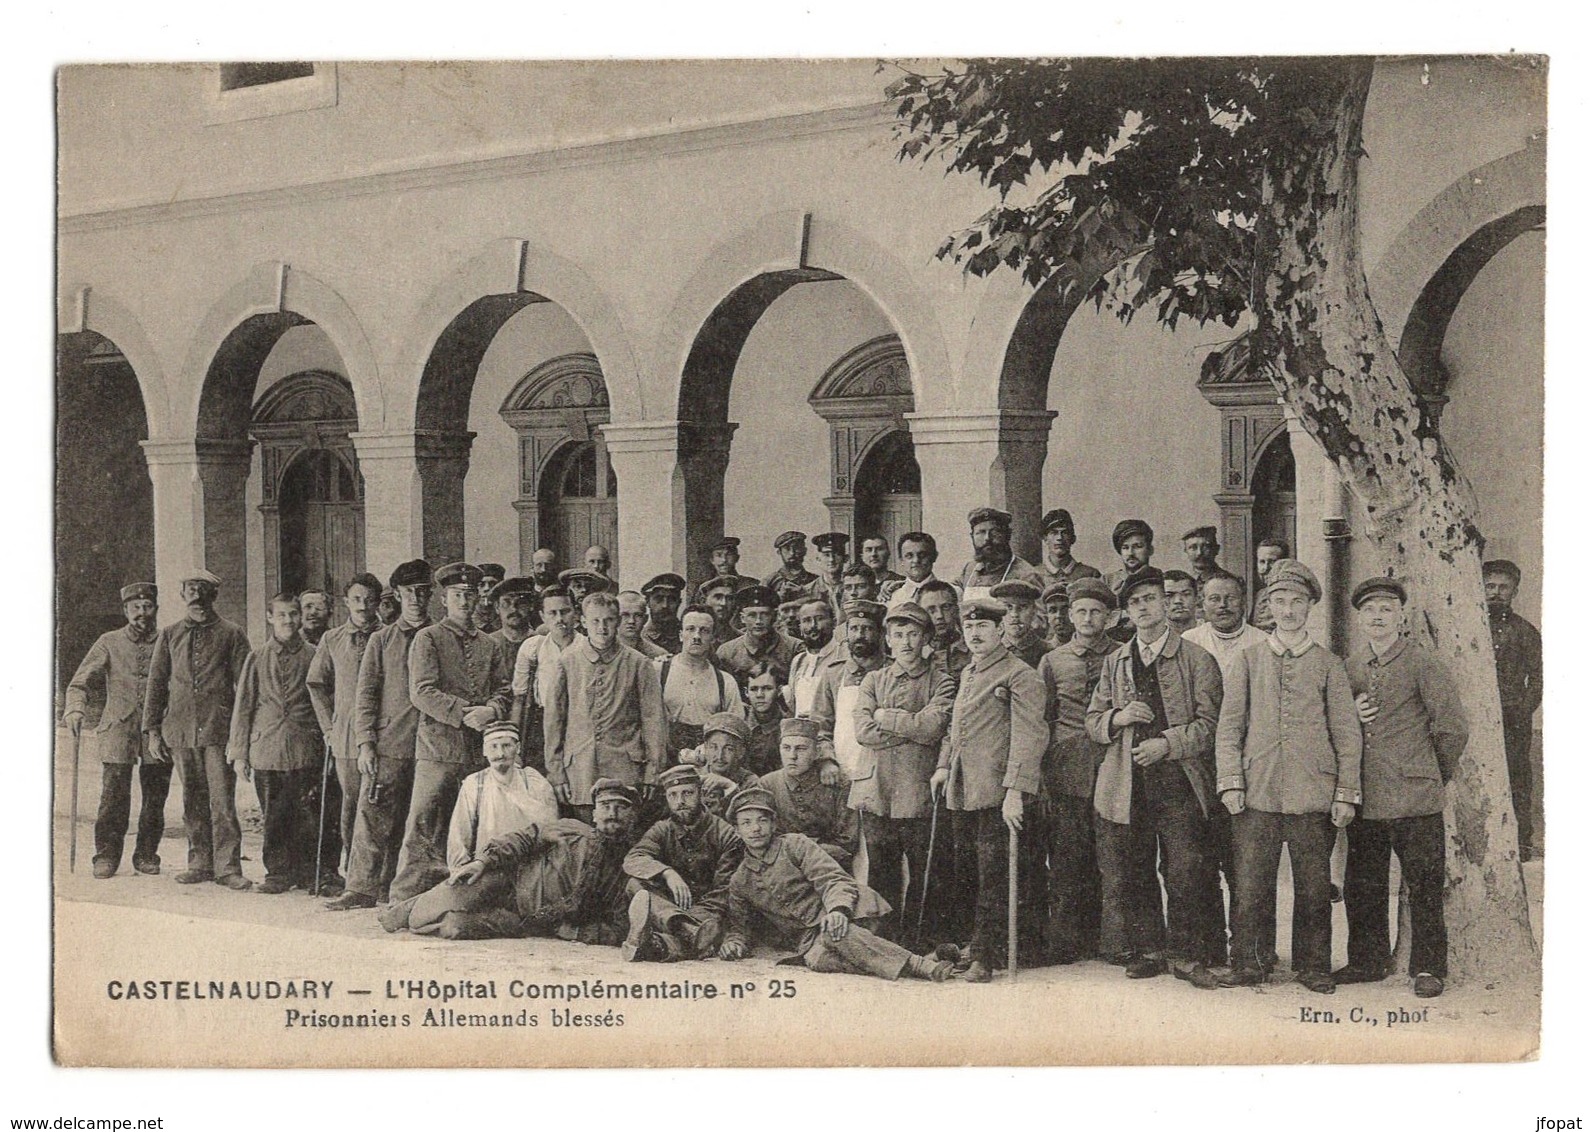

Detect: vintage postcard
[53, 56, 1544, 1068]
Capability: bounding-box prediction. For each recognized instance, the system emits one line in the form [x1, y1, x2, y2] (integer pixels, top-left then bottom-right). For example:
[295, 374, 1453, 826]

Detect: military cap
[558, 568, 613, 593]
[884, 601, 932, 633]
[1351, 577, 1407, 608]
[657, 763, 703, 790]
[1112, 519, 1154, 551]
[180, 569, 223, 588]
[641, 572, 687, 596]
[390, 559, 432, 588]
[482, 719, 520, 742]
[780, 716, 820, 740]
[736, 584, 779, 612]
[841, 599, 886, 624]
[435, 562, 484, 589]
[709, 536, 742, 553]
[1482, 559, 1523, 585]
[1117, 566, 1166, 604]
[1263, 559, 1322, 603]
[477, 563, 507, 582]
[1181, 525, 1218, 543]
[1041, 508, 1076, 538]
[728, 785, 777, 818]
[488, 576, 538, 603]
[813, 532, 851, 552]
[1067, 576, 1117, 609]
[592, 778, 639, 808]
[960, 597, 1007, 623]
[703, 712, 752, 745]
[990, 579, 1042, 603]
[698, 573, 740, 596]
[120, 582, 157, 604]
[774, 530, 808, 550]
[967, 506, 1013, 529]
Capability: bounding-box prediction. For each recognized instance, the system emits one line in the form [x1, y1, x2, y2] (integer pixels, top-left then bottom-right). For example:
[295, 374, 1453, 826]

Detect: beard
[848, 637, 880, 660]
[974, 540, 1011, 566]
[669, 803, 704, 826]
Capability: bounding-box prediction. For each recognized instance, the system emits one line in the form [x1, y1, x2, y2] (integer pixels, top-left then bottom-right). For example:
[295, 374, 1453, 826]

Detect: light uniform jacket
[1085, 631, 1223, 824]
[65, 625, 157, 764]
[141, 614, 253, 749]
[721, 833, 890, 955]
[851, 658, 956, 819]
[409, 619, 515, 765]
[306, 620, 377, 763]
[1037, 634, 1115, 801]
[544, 640, 667, 805]
[1214, 636, 1363, 814]
[354, 618, 430, 762]
[1346, 638, 1468, 821]
[937, 646, 1047, 812]
[226, 634, 322, 772]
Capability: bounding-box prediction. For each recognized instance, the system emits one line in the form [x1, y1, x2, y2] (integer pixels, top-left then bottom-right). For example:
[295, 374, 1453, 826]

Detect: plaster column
[907, 409, 1057, 564]
[672, 421, 739, 590]
[1285, 408, 1352, 646]
[349, 431, 428, 578]
[602, 420, 689, 591]
[140, 438, 255, 628]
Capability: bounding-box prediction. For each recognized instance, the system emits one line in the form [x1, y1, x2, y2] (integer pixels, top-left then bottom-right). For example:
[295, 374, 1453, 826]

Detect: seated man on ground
[445, 721, 560, 875]
[680, 712, 763, 814]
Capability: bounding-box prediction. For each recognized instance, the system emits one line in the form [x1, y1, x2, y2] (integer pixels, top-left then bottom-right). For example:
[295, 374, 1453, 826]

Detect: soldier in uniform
[811, 532, 851, 611]
[1181, 526, 1223, 587]
[929, 597, 1048, 981]
[617, 589, 670, 659]
[758, 716, 858, 869]
[298, 589, 333, 646]
[919, 580, 972, 685]
[1037, 509, 1102, 601]
[838, 562, 879, 608]
[765, 531, 821, 607]
[992, 579, 1049, 668]
[307, 572, 384, 885]
[859, 535, 905, 593]
[698, 574, 742, 647]
[327, 559, 433, 910]
[640, 573, 686, 655]
[743, 660, 790, 775]
[64, 581, 168, 879]
[717, 786, 954, 982]
[141, 569, 254, 891]
[558, 568, 612, 612]
[620, 763, 744, 961]
[485, 576, 538, 670]
[678, 712, 762, 810]
[957, 508, 1044, 603]
[810, 600, 888, 772]
[715, 584, 799, 684]
[473, 563, 506, 635]
[226, 593, 327, 894]
[691, 537, 756, 604]
[1484, 558, 1543, 858]
[1104, 520, 1157, 643]
[393, 562, 514, 902]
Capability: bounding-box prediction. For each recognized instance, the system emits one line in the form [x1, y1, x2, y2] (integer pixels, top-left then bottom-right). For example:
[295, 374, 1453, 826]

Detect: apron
[835, 681, 883, 818]
[790, 653, 826, 718]
[961, 558, 1016, 606]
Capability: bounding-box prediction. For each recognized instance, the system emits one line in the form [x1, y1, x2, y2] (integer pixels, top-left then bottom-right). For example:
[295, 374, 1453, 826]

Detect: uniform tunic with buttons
[623, 810, 744, 914]
[354, 618, 430, 761]
[1214, 636, 1363, 814]
[715, 630, 801, 684]
[937, 646, 1048, 811]
[764, 567, 823, 608]
[141, 614, 253, 748]
[66, 625, 157, 764]
[722, 832, 889, 954]
[544, 640, 666, 804]
[409, 620, 515, 765]
[851, 658, 956, 818]
[1037, 634, 1115, 800]
[758, 766, 859, 864]
[307, 620, 376, 763]
[226, 634, 323, 771]
[1346, 638, 1468, 821]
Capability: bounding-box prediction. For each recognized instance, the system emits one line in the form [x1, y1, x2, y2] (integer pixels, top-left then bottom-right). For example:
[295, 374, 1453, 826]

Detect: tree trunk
[1250, 61, 1538, 982]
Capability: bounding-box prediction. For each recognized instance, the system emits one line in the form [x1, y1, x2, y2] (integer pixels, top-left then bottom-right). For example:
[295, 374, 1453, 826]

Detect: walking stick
[311, 740, 332, 896]
[915, 796, 940, 942]
[1007, 823, 1020, 978]
[67, 726, 82, 874]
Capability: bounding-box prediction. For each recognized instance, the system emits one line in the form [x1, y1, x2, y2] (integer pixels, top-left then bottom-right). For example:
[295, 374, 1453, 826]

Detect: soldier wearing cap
[1337, 577, 1467, 998]
[1038, 508, 1102, 598]
[1484, 558, 1541, 857]
[381, 776, 641, 943]
[859, 534, 906, 594]
[929, 596, 1048, 981]
[1103, 520, 1156, 643]
[958, 507, 1045, 605]
[558, 568, 612, 612]
[765, 531, 822, 608]
[715, 583, 800, 685]
[1084, 566, 1224, 986]
[852, 601, 957, 945]
[329, 559, 434, 910]
[545, 591, 667, 822]
[810, 532, 852, 609]
[691, 538, 757, 605]
[307, 572, 385, 887]
[640, 573, 687, 655]
[391, 562, 515, 902]
[992, 578, 1048, 669]
[142, 569, 254, 891]
[680, 711, 761, 798]
[697, 573, 743, 647]
[473, 563, 507, 635]
[1214, 559, 1361, 993]
[758, 716, 858, 869]
[64, 581, 169, 879]
[810, 600, 888, 773]
[1180, 526, 1222, 587]
[1035, 575, 1117, 963]
[485, 576, 539, 670]
[717, 787, 954, 982]
[621, 763, 744, 961]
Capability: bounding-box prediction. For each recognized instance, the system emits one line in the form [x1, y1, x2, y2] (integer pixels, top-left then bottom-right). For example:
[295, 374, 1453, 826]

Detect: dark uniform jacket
[227, 634, 322, 772]
[1489, 608, 1542, 726]
[307, 620, 377, 763]
[65, 625, 157, 764]
[758, 766, 859, 866]
[721, 833, 888, 954]
[1037, 634, 1115, 800]
[764, 567, 822, 608]
[746, 704, 789, 775]
[409, 619, 514, 765]
[478, 818, 636, 944]
[142, 613, 252, 749]
[715, 631, 801, 685]
[354, 617, 430, 762]
[623, 810, 744, 914]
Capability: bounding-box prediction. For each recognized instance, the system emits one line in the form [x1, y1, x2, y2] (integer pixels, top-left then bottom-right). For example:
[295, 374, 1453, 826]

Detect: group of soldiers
[64, 506, 1542, 993]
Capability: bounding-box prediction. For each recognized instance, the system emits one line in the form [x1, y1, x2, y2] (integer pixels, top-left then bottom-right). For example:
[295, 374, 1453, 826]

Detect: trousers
[953, 806, 1045, 968]
[1043, 794, 1101, 962]
[253, 766, 321, 884]
[1231, 809, 1335, 975]
[1503, 719, 1536, 854]
[802, 923, 915, 980]
[333, 755, 360, 871]
[173, 745, 242, 878]
[1345, 812, 1448, 978]
[860, 812, 931, 946]
[345, 756, 416, 900]
[391, 759, 474, 902]
[94, 760, 173, 871]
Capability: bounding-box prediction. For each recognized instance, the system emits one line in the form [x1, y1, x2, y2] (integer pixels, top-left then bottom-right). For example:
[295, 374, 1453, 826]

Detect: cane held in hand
[67, 722, 82, 874]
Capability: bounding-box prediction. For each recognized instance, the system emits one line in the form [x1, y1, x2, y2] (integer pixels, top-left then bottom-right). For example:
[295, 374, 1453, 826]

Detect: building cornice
[60, 101, 896, 236]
